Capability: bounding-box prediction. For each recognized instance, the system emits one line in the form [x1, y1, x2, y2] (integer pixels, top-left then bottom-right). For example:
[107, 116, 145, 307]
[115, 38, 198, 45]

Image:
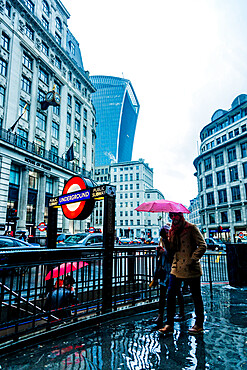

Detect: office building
[94, 159, 166, 239]
[193, 94, 247, 242]
[90, 76, 140, 167]
[0, 0, 96, 235]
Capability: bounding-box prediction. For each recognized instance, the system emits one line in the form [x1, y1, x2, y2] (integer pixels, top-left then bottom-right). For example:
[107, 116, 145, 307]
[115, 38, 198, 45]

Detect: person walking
[159, 212, 206, 335]
[150, 225, 184, 329]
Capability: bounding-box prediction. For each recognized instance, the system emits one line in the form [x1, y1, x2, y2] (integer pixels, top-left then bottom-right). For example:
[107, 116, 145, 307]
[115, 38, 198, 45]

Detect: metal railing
[0, 247, 228, 352]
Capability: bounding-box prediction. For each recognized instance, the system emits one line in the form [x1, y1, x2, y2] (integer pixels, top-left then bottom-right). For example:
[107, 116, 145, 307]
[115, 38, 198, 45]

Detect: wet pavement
[0, 284, 247, 369]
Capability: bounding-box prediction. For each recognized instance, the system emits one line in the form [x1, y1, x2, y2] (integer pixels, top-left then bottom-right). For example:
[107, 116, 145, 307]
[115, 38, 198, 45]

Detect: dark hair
[64, 276, 75, 287]
[160, 225, 170, 238]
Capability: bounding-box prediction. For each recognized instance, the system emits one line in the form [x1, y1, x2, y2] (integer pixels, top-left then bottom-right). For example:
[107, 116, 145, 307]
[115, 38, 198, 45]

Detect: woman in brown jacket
[159, 212, 206, 335]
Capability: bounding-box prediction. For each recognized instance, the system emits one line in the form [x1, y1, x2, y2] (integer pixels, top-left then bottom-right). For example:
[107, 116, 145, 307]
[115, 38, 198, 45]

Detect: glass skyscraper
[90, 76, 140, 166]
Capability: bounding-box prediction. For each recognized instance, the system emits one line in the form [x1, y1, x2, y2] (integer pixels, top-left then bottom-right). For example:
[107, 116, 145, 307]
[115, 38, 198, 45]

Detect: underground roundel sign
[61, 176, 96, 220]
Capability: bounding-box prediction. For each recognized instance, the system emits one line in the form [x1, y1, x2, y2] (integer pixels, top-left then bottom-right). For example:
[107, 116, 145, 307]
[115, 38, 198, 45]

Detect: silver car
[58, 233, 103, 247]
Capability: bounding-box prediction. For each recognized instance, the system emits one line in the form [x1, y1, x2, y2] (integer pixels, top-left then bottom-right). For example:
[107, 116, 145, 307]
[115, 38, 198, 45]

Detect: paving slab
[0, 284, 246, 369]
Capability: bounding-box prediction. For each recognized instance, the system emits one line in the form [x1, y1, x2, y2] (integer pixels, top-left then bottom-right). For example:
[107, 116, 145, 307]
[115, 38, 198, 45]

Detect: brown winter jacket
[167, 222, 206, 279]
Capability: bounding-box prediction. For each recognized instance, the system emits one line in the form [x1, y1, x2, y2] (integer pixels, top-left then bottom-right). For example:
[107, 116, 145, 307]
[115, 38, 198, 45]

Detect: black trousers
[166, 274, 204, 327]
[159, 276, 184, 317]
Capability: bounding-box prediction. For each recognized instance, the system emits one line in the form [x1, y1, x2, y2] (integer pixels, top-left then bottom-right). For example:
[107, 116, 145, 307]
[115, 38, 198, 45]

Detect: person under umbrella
[44, 276, 77, 319]
[150, 225, 184, 328]
[158, 212, 206, 335]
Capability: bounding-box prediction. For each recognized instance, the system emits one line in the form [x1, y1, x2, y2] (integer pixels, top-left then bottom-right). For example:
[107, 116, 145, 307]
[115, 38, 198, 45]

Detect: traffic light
[6, 208, 19, 222]
[218, 225, 223, 233]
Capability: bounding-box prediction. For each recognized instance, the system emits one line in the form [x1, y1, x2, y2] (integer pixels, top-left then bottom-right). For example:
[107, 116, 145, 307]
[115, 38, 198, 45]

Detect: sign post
[47, 176, 116, 312]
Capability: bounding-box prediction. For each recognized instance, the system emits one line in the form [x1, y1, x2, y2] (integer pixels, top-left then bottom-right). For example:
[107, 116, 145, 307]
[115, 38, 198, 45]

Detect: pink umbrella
[45, 261, 89, 280]
[135, 199, 190, 213]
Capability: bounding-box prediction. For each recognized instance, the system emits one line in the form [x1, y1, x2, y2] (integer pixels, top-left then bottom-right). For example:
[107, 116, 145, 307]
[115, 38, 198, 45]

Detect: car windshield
[213, 239, 224, 244]
[64, 233, 88, 243]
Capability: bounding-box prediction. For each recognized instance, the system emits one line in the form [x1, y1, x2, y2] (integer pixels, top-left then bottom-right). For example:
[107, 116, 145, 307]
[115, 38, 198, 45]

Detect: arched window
[55, 17, 62, 32]
[42, 0, 49, 16]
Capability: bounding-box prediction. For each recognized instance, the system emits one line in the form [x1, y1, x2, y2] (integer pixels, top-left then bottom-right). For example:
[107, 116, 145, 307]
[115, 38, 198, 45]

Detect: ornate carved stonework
[19, 20, 25, 33]
[50, 54, 55, 65]
[0, 0, 4, 14]
[62, 67, 66, 78]
[36, 38, 41, 50]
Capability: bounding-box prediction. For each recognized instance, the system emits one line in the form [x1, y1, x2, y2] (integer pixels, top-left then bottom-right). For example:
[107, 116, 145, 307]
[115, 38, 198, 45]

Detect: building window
[25, 24, 34, 40]
[17, 128, 28, 148]
[241, 124, 246, 133]
[68, 71, 72, 81]
[206, 192, 215, 206]
[209, 213, 215, 224]
[35, 137, 45, 156]
[235, 210, 241, 222]
[83, 143, 86, 157]
[205, 174, 213, 188]
[216, 170, 225, 185]
[39, 68, 49, 84]
[243, 162, 247, 178]
[50, 146, 58, 163]
[0, 59, 7, 77]
[36, 111, 47, 131]
[229, 131, 233, 139]
[42, 16, 49, 30]
[24, 0, 34, 12]
[9, 164, 20, 185]
[28, 171, 38, 189]
[125, 174, 128, 181]
[218, 189, 227, 204]
[75, 100, 81, 114]
[5, 2, 11, 17]
[231, 186, 241, 202]
[74, 137, 80, 153]
[38, 89, 46, 102]
[227, 147, 237, 162]
[120, 174, 123, 182]
[69, 41, 75, 55]
[1, 33, 10, 51]
[83, 108, 87, 121]
[221, 211, 228, 223]
[21, 75, 31, 93]
[234, 128, 239, 136]
[41, 41, 49, 56]
[76, 80, 81, 90]
[42, 0, 49, 16]
[125, 184, 128, 190]
[0, 86, 5, 106]
[66, 131, 70, 147]
[67, 94, 72, 106]
[229, 165, 238, 182]
[241, 142, 247, 158]
[55, 56, 61, 69]
[52, 121, 59, 139]
[83, 125, 87, 137]
[53, 105, 60, 116]
[23, 52, 33, 70]
[222, 134, 227, 142]
[55, 33, 61, 45]
[55, 17, 62, 32]
[215, 152, 224, 167]
[19, 99, 30, 121]
[204, 157, 212, 171]
[136, 173, 139, 180]
[75, 119, 80, 131]
[46, 177, 53, 194]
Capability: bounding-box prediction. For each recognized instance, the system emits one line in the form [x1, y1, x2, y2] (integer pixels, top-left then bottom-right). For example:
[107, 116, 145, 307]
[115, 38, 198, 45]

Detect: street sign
[239, 232, 244, 238]
[88, 227, 95, 233]
[61, 176, 95, 220]
[38, 222, 47, 232]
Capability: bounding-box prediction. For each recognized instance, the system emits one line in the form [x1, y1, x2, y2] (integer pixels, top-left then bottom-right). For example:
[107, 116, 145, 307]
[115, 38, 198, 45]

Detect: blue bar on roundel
[58, 189, 91, 206]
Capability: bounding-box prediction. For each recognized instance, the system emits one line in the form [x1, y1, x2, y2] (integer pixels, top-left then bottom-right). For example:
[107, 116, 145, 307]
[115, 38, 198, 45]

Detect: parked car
[132, 238, 142, 244]
[0, 236, 42, 250]
[152, 237, 159, 245]
[205, 238, 226, 251]
[118, 237, 132, 245]
[57, 233, 72, 243]
[144, 238, 155, 245]
[58, 233, 103, 248]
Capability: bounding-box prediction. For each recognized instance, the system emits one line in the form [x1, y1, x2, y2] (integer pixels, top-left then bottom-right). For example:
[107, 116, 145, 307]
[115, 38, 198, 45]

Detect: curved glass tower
[90, 76, 140, 166]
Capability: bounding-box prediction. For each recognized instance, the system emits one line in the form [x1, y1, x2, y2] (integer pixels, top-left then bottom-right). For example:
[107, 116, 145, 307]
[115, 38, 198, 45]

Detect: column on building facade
[0, 156, 11, 227]
[35, 172, 46, 236]
[17, 166, 29, 230]
[28, 58, 39, 141]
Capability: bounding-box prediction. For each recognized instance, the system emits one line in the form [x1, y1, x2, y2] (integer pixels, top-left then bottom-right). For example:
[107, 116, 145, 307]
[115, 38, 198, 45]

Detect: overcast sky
[62, 0, 247, 206]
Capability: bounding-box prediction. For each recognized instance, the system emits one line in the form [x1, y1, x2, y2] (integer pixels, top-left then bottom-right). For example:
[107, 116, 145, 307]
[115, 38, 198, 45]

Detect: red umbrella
[45, 261, 89, 281]
[135, 199, 190, 213]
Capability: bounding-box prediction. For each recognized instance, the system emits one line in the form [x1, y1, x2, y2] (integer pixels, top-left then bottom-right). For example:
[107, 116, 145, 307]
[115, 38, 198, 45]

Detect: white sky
[62, 0, 247, 206]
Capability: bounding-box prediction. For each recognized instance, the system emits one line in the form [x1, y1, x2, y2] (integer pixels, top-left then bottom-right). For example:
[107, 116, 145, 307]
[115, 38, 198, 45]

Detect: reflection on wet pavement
[1, 284, 247, 369]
